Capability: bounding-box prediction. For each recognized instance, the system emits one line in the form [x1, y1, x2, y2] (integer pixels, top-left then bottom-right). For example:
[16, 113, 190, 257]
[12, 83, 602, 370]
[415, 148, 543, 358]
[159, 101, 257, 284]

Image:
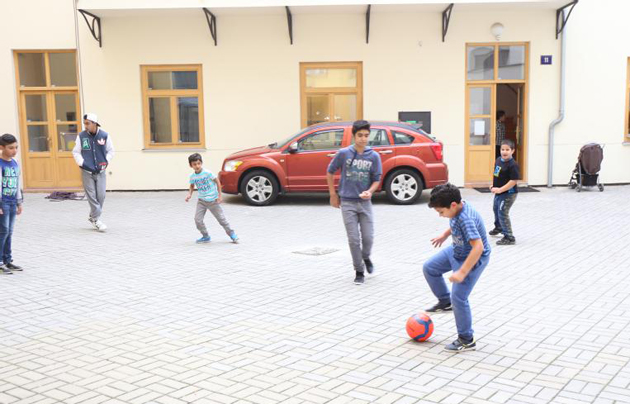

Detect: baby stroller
[568, 143, 604, 192]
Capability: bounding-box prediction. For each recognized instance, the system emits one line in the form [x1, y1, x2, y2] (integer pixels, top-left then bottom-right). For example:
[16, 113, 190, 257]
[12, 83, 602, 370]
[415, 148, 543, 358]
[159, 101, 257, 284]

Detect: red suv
[219, 121, 448, 206]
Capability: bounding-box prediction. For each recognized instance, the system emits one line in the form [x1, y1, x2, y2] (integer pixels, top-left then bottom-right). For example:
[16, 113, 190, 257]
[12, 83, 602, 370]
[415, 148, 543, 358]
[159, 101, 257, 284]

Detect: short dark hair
[0, 133, 18, 146]
[352, 120, 371, 135]
[500, 139, 515, 149]
[497, 110, 506, 120]
[188, 153, 203, 165]
[428, 183, 461, 208]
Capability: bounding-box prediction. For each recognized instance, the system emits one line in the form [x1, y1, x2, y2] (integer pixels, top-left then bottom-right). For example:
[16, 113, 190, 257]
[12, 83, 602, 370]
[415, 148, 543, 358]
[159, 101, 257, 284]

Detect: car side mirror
[288, 142, 298, 153]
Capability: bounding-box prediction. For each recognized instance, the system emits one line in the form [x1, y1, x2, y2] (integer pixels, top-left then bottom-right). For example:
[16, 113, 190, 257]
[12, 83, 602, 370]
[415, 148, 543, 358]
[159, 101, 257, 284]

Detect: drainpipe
[547, 9, 567, 188]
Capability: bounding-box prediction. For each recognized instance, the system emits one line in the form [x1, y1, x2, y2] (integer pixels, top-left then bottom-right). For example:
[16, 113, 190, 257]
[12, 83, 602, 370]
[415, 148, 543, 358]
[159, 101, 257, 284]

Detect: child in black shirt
[489, 140, 519, 245]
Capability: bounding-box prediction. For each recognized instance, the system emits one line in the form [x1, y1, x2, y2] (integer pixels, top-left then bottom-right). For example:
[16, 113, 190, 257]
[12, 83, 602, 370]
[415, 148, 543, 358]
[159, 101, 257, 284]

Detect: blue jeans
[0, 201, 18, 265]
[423, 245, 489, 341]
[493, 193, 517, 238]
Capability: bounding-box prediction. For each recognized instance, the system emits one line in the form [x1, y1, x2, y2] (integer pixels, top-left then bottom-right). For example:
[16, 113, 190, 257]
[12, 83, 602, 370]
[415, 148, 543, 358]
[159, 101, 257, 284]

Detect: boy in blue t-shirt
[185, 153, 238, 244]
[0, 134, 24, 275]
[422, 183, 491, 352]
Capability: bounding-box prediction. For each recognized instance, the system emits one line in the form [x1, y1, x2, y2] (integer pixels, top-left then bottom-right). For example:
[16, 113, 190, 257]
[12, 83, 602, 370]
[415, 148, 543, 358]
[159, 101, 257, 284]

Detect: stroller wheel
[569, 182, 577, 189]
[577, 184, 582, 192]
[598, 184, 604, 192]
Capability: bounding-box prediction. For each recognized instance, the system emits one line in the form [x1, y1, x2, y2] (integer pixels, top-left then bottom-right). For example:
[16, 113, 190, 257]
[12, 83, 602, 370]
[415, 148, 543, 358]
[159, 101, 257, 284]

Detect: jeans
[0, 201, 18, 265]
[493, 193, 517, 238]
[340, 199, 374, 273]
[195, 199, 234, 237]
[81, 170, 107, 221]
[423, 245, 489, 341]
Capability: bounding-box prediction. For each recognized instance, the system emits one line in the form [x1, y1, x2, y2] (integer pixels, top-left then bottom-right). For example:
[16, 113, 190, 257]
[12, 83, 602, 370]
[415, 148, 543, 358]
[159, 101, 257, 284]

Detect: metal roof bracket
[78, 9, 102, 48]
[442, 3, 454, 43]
[203, 8, 217, 46]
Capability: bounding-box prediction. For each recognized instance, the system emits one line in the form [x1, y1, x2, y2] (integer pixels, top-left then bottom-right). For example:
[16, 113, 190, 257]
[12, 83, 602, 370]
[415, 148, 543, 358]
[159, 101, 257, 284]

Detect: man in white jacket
[72, 113, 114, 231]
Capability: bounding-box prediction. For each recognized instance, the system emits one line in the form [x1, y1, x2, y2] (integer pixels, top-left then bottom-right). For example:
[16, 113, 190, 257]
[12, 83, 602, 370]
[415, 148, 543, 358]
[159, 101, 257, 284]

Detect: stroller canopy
[579, 143, 603, 175]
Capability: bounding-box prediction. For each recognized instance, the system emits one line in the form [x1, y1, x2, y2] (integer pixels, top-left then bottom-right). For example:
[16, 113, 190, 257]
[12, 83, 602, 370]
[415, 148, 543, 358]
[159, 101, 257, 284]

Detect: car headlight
[224, 160, 243, 172]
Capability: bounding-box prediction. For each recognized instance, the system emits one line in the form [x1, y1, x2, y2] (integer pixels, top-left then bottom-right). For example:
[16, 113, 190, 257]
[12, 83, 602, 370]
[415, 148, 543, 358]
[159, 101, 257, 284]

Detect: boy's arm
[185, 183, 195, 201]
[213, 177, 223, 202]
[449, 239, 483, 283]
[497, 179, 517, 193]
[72, 135, 84, 166]
[327, 172, 339, 208]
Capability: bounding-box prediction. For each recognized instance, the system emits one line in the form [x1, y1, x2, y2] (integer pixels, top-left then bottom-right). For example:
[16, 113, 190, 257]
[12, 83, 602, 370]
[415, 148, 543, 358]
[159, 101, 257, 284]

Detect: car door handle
[327, 153, 336, 157]
[378, 150, 393, 154]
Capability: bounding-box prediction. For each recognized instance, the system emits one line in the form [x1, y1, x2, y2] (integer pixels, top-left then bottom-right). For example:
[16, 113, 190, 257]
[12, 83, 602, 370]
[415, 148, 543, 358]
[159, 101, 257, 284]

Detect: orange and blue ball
[406, 312, 434, 342]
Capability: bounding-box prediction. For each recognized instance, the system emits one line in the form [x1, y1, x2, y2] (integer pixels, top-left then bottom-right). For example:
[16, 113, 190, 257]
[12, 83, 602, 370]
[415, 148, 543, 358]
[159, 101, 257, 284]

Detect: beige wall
[0, 0, 76, 153]
[76, 7, 561, 189]
[3, 0, 628, 190]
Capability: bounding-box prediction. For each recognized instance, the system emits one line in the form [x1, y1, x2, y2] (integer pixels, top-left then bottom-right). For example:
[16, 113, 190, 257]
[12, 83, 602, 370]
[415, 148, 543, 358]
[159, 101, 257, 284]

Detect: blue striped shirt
[450, 201, 491, 261]
[189, 169, 219, 202]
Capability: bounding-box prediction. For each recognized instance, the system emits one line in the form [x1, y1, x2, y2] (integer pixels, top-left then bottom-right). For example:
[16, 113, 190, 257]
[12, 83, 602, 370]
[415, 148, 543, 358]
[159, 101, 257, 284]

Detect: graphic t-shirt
[493, 157, 520, 194]
[327, 145, 383, 200]
[189, 169, 219, 202]
[449, 201, 491, 261]
[0, 159, 20, 203]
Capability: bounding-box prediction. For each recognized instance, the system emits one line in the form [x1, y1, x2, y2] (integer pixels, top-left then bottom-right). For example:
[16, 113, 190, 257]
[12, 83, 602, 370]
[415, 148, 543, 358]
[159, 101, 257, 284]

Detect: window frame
[625, 58, 630, 141]
[141, 64, 205, 149]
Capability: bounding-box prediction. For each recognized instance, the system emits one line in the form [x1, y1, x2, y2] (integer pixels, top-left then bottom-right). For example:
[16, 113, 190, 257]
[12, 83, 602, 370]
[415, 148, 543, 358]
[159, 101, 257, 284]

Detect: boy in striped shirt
[186, 153, 238, 244]
[422, 183, 491, 352]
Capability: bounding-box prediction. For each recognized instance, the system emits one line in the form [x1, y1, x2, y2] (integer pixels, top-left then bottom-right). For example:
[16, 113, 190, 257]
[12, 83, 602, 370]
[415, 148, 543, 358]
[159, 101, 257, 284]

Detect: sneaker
[94, 220, 107, 232]
[444, 337, 476, 352]
[496, 237, 516, 245]
[488, 228, 502, 236]
[426, 301, 453, 313]
[1, 265, 13, 275]
[196, 236, 211, 243]
[364, 258, 374, 275]
[353, 272, 365, 285]
[89, 217, 99, 230]
[6, 263, 22, 271]
[229, 232, 239, 243]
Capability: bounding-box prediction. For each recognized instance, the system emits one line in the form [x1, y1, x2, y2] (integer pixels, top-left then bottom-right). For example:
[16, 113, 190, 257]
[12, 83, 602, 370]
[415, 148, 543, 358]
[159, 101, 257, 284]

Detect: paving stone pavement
[1, 185, 630, 404]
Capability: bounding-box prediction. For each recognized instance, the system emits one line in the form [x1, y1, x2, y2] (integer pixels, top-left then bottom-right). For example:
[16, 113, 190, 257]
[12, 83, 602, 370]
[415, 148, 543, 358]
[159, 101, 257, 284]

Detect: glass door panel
[333, 94, 357, 122]
[306, 95, 330, 126]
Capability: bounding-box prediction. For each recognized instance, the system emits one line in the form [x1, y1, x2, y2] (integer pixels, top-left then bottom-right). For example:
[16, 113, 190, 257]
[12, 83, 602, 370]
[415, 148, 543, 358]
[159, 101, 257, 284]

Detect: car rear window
[392, 131, 415, 145]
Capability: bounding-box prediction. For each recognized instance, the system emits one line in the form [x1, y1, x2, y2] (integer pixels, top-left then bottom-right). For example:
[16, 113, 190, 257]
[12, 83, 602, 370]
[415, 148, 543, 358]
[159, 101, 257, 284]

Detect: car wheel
[240, 170, 279, 206]
[385, 169, 423, 205]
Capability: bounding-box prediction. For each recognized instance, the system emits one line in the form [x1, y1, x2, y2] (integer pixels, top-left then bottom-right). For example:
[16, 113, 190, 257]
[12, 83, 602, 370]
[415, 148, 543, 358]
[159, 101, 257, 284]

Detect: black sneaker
[364, 259, 374, 275]
[6, 263, 22, 271]
[353, 272, 365, 285]
[426, 301, 452, 313]
[496, 237, 516, 245]
[488, 228, 502, 236]
[1, 265, 13, 275]
[444, 337, 476, 352]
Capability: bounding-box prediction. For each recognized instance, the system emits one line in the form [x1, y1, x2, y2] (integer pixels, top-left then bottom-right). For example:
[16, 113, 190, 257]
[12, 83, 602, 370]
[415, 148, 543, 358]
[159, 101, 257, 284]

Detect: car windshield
[269, 128, 310, 149]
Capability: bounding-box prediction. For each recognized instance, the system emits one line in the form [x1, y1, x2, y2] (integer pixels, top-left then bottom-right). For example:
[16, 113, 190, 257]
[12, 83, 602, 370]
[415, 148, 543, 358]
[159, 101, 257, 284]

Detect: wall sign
[541, 55, 553, 65]
[398, 111, 431, 134]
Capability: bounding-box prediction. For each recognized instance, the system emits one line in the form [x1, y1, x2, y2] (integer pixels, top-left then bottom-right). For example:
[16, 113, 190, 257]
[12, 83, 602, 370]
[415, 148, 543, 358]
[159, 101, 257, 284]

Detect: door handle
[327, 153, 336, 157]
[378, 150, 393, 154]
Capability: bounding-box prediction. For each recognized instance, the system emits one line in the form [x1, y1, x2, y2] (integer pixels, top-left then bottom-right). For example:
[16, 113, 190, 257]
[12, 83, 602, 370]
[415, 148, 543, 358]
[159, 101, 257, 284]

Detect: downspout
[547, 9, 567, 187]
[73, 0, 85, 116]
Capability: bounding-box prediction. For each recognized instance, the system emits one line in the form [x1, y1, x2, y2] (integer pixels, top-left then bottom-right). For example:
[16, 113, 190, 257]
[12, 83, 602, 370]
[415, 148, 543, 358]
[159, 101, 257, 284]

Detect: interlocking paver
[1, 186, 630, 403]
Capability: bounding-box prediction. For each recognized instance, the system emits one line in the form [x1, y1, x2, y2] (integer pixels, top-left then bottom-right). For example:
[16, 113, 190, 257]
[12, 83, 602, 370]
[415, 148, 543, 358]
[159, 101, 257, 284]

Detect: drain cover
[293, 247, 339, 256]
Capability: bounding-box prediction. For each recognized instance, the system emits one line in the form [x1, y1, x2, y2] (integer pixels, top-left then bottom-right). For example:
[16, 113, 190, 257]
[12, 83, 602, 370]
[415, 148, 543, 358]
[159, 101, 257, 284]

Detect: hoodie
[327, 144, 383, 200]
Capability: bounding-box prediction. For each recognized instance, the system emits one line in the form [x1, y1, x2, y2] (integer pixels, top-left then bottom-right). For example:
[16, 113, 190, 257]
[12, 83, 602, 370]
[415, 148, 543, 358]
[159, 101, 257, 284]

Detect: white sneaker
[89, 218, 99, 230]
[95, 220, 107, 232]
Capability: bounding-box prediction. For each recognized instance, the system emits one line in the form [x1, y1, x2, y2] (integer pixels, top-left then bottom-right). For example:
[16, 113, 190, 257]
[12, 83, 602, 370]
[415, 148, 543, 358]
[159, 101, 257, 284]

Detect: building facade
[1, 0, 628, 191]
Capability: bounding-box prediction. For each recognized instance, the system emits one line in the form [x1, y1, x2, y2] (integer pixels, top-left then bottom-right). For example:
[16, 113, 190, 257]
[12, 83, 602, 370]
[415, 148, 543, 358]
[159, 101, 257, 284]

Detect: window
[392, 131, 415, 145]
[467, 44, 527, 81]
[141, 65, 204, 149]
[298, 130, 344, 151]
[626, 58, 630, 140]
[368, 129, 390, 146]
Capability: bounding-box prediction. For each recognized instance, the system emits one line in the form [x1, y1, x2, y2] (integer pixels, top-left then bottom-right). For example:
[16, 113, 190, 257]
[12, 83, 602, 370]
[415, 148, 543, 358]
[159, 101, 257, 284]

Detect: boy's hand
[17, 205, 22, 215]
[185, 195, 191, 202]
[359, 190, 372, 200]
[217, 195, 223, 203]
[431, 234, 448, 248]
[490, 187, 500, 194]
[0, 208, 3, 215]
[330, 193, 340, 208]
[449, 270, 466, 283]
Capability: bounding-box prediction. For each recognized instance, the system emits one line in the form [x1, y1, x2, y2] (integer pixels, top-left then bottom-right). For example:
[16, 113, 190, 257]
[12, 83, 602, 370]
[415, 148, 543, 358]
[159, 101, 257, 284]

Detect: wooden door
[465, 84, 495, 184]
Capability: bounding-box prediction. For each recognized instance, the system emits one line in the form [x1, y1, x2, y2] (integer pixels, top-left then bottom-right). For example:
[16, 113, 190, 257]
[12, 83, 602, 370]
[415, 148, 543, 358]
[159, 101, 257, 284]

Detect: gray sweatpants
[340, 199, 374, 273]
[81, 170, 107, 221]
[195, 199, 234, 237]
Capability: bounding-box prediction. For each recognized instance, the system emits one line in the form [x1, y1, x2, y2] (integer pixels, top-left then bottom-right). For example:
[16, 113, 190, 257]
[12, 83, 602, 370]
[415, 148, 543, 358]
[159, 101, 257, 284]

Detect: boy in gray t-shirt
[326, 120, 383, 285]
